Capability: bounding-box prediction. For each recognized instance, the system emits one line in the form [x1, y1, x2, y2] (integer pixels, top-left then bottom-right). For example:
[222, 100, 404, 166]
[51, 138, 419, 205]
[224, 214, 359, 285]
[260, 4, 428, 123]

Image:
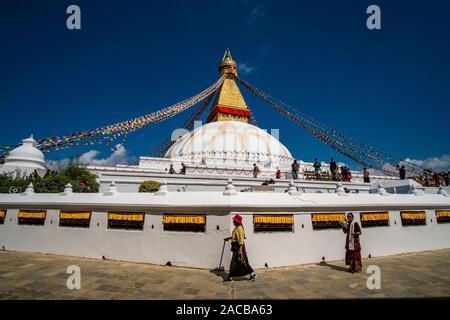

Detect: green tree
[0, 172, 30, 193]
[0, 165, 99, 193]
[34, 172, 70, 193]
[59, 165, 99, 193]
[139, 180, 161, 193]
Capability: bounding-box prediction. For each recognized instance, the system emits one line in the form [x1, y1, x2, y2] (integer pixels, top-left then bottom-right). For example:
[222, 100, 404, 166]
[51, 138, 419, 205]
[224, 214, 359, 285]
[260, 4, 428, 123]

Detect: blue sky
[1, 0, 449, 171]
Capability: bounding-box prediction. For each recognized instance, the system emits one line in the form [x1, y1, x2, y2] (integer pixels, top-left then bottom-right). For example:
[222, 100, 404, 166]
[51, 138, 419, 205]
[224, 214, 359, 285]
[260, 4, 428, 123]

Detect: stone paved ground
[0, 249, 449, 299]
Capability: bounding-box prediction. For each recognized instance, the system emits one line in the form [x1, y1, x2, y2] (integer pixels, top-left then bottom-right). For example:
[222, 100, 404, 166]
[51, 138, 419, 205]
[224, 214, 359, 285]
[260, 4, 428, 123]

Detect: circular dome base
[165, 121, 293, 168]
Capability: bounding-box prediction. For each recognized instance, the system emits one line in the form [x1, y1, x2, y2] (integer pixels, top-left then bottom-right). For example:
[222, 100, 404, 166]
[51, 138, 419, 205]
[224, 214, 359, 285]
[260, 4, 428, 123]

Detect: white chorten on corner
[0, 135, 47, 177]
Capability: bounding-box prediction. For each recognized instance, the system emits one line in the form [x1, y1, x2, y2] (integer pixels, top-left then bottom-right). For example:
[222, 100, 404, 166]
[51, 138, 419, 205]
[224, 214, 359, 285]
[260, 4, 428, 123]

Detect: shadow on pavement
[317, 261, 349, 272]
[210, 268, 227, 280]
[209, 269, 250, 282]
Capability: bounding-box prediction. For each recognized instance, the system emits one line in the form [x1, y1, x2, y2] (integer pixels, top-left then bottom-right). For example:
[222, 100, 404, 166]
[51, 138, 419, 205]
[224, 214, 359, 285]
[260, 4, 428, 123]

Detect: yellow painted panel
[18, 211, 46, 219]
[108, 213, 144, 222]
[60, 212, 91, 220]
[163, 215, 206, 224]
[436, 211, 450, 218]
[401, 212, 427, 220]
[253, 215, 294, 224]
[311, 213, 346, 222]
[361, 213, 390, 221]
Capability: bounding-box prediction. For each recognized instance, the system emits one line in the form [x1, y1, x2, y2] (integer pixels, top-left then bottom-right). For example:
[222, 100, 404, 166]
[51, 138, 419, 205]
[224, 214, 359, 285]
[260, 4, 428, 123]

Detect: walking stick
[217, 239, 226, 275]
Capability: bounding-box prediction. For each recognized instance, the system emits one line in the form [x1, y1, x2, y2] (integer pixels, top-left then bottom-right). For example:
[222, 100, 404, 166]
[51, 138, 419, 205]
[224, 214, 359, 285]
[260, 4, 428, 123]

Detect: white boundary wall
[1, 190, 449, 269]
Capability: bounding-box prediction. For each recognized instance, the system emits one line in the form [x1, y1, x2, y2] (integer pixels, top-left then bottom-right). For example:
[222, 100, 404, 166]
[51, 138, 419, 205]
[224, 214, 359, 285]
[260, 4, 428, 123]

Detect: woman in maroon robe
[341, 213, 362, 273]
[223, 215, 256, 282]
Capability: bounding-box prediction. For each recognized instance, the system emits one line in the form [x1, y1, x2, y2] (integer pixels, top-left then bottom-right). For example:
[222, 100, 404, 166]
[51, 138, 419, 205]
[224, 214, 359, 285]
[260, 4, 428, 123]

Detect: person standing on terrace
[399, 165, 406, 180]
[180, 163, 186, 175]
[330, 158, 337, 181]
[253, 163, 260, 178]
[275, 167, 281, 179]
[313, 158, 322, 180]
[363, 167, 370, 183]
[291, 160, 299, 180]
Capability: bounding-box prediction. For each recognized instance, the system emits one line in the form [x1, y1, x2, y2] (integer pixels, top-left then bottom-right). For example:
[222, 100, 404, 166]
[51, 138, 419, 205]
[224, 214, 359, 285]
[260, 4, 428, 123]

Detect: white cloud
[404, 154, 450, 172]
[238, 62, 258, 75]
[47, 144, 134, 171]
[248, 5, 265, 26]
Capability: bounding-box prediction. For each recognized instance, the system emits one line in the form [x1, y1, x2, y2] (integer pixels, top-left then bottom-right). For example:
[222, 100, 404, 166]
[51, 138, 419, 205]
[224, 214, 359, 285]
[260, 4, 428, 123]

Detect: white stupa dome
[165, 121, 293, 168]
[1, 135, 46, 177]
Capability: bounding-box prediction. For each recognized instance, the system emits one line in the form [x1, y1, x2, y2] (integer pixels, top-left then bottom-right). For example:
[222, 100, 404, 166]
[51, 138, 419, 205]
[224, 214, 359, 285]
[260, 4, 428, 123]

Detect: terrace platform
[1, 249, 449, 299]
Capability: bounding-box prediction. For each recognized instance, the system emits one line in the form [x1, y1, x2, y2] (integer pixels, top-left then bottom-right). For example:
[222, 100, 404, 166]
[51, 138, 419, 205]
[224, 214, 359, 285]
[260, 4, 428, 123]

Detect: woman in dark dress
[340, 213, 362, 273]
[224, 215, 256, 282]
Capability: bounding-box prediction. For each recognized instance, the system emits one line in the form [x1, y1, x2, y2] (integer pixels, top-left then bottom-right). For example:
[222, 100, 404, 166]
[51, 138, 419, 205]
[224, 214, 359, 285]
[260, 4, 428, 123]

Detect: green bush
[139, 180, 161, 193]
[34, 172, 70, 193]
[59, 165, 99, 193]
[0, 173, 31, 193]
[0, 165, 99, 193]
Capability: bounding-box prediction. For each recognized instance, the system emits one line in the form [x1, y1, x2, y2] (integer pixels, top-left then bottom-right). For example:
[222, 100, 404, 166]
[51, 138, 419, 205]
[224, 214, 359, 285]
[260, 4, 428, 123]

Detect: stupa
[0, 135, 47, 177]
[86, 50, 398, 193]
[0, 51, 449, 271]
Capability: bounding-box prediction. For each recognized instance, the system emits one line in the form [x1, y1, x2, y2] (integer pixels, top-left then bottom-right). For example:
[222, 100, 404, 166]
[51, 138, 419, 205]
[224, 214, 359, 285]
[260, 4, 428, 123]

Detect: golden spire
[206, 50, 251, 123]
[219, 49, 238, 77]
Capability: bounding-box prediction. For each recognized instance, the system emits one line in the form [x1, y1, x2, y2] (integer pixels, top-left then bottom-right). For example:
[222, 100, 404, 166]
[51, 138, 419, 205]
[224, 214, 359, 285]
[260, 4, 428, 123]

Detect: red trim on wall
[206, 106, 251, 123]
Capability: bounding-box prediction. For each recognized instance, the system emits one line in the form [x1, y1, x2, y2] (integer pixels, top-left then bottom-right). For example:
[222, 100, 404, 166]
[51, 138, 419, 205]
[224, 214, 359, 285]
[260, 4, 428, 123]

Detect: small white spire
[335, 182, 346, 195]
[22, 134, 38, 147]
[287, 181, 297, 195]
[21, 183, 35, 196]
[103, 181, 118, 196]
[377, 182, 389, 196]
[437, 186, 448, 197]
[408, 183, 424, 196]
[155, 180, 169, 196]
[223, 178, 237, 196]
[61, 183, 73, 196]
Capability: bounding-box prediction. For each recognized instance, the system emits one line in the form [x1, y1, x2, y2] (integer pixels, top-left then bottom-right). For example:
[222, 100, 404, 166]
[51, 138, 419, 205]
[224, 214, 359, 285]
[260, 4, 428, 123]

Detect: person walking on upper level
[253, 163, 260, 178]
[433, 172, 441, 186]
[291, 160, 299, 180]
[180, 163, 186, 175]
[346, 166, 352, 182]
[275, 167, 281, 179]
[363, 167, 370, 183]
[399, 165, 406, 180]
[313, 158, 321, 180]
[330, 158, 337, 181]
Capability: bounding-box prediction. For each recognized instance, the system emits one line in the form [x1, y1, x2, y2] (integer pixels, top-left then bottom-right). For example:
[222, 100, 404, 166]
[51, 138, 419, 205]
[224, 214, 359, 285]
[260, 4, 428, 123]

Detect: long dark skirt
[229, 242, 254, 278]
[345, 250, 362, 272]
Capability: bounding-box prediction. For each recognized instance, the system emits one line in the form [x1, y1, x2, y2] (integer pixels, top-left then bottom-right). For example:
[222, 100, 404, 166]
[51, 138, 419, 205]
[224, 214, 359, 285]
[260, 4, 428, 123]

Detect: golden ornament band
[163, 215, 206, 224]
[360, 212, 389, 221]
[108, 213, 144, 222]
[253, 215, 294, 224]
[311, 213, 346, 222]
[60, 212, 91, 220]
[401, 212, 427, 220]
[436, 211, 450, 218]
[18, 210, 46, 219]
